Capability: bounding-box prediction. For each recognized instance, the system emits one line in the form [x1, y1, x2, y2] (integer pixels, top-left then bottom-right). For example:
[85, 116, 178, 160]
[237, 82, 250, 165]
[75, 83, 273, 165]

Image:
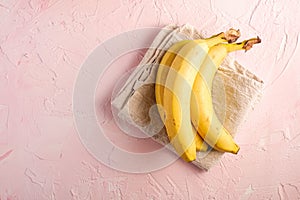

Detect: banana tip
[224, 28, 241, 43]
[243, 36, 261, 52]
[257, 36, 262, 43]
[233, 145, 240, 154]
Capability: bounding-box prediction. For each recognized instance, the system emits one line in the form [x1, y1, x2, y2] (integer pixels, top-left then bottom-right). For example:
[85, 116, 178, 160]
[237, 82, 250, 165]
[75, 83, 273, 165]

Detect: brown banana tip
[243, 36, 261, 52]
[224, 28, 241, 43]
[234, 145, 240, 154]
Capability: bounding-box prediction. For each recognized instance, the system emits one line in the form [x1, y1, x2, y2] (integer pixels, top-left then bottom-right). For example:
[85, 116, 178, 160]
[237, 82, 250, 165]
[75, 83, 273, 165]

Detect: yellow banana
[162, 31, 240, 162]
[155, 40, 208, 152]
[191, 37, 261, 153]
[155, 40, 189, 121]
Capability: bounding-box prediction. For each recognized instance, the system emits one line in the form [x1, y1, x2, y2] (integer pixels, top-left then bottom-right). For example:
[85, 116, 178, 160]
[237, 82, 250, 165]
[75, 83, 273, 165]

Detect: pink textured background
[1, 0, 300, 199]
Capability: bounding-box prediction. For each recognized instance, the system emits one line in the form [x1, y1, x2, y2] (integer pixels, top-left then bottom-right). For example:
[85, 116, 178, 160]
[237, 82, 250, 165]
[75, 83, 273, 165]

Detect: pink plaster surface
[0, 0, 300, 199]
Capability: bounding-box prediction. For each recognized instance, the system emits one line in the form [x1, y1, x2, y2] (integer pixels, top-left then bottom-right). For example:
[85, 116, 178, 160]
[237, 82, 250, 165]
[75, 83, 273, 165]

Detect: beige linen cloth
[111, 24, 264, 170]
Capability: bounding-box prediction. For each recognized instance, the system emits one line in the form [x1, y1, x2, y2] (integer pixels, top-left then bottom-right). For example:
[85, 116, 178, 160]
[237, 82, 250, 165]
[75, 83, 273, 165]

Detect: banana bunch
[155, 29, 261, 162]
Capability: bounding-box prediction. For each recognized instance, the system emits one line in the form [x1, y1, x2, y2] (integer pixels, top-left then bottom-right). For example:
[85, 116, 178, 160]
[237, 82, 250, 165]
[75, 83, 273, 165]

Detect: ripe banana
[161, 30, 240, 162]
[155, 40, 208, 152]
[155, 40, 189, 121]
[191, 37, 261, 153]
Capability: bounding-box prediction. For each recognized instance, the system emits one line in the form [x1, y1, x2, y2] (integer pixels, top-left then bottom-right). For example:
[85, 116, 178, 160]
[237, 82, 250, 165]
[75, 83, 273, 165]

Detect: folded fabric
[111, 24, 264, 170]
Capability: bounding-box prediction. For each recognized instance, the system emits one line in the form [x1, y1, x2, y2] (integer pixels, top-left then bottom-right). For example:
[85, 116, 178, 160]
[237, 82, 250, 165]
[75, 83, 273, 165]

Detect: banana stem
[226, 37, 261, 52]
[224, 28, 241, 43]
[195, 28, 240, 48]
[199, 36, 261, 88]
